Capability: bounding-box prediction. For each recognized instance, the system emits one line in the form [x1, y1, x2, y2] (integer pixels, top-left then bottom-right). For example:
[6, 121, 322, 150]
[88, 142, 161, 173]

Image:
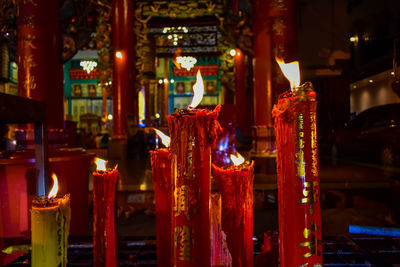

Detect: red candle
[212, 154, 254, 267]
[273, 80, 323, 266]
[210, 193, 232, 266]
[168, 70, 222, 266]
[150, 142, 172, 266]
[92, 158, 119, 267]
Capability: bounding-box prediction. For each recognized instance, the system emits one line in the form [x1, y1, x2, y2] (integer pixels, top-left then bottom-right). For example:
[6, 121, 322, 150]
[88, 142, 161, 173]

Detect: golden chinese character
[296, 151, 305, 179]
[24, 35, 37, 49]
[299, 222, 319, 258]
[23, 0, 38, 6]
[173, 226, 192, 262]
[174, 185, 190, 219]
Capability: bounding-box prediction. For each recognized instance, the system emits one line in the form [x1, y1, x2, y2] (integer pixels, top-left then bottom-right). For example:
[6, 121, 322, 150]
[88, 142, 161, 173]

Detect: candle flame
[276, 57, 300, 90]
[230, 152, 245, 166]
[95, 158, 107, 171]
[153, 128, 170, 147]
[48, 173, 59, 199]
[188, 70, 204, 109]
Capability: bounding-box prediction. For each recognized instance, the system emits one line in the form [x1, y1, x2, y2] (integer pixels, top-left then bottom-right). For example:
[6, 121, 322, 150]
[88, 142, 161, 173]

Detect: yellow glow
[276, 58, 301, 90]
[107, 114, 113, 120]
[138, 89, 145, 123]
[48, 173, 59, 199]
[154, 128, 170, 147]
[230, 152, 245, 166]
[350, 36, 358, 43]
[188, 70, 204, 109]
[176, 56, 197, 71]
[229, 49, 236, 56]
[140, 183, 146, 190]
[115, 51, 122, 59]
[95, 158, 107, 171]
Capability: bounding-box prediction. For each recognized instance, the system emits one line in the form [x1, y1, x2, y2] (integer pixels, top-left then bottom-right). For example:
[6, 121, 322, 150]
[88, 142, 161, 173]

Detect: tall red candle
[210, 193, 232, 267]
[150, 148, 172, 266]
[212, 158, 254, 267]
[272, 82, 323, 266]
[92, 159, 119, 267]
[168, 105, 222, 267]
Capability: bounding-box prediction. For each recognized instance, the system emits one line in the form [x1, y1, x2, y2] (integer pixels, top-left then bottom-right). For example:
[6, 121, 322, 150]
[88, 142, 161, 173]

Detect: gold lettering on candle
[173, 226, 192, 262]
[296, 114, 305, 179]
[186, 136, 194, 180]
[310, 111, 319, 177]
[299, 222, 319, 258]
[174, 185, 190, 219]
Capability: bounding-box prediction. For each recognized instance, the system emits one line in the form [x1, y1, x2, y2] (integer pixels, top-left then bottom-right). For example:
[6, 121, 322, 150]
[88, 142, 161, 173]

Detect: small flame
[95, 158, 107, 171]
[276, 57, 301, 90]
[230, 152, 245, 166]
[153, 128, 170, 147]
[188, 70, 204, 109]
[48, 173, 59, 199]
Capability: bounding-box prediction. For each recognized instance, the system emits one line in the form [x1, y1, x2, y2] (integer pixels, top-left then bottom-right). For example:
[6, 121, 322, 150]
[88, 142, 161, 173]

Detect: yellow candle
[31, 174, 71, 267]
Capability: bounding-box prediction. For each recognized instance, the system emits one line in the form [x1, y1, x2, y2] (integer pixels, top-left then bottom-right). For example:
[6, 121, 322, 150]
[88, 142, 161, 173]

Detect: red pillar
[17, 0, 64, 129]
[270, 0, 298, 102]
[252, 0, 297, 156]
[112, 0, 135, 139]
[234, 49, 253, 137]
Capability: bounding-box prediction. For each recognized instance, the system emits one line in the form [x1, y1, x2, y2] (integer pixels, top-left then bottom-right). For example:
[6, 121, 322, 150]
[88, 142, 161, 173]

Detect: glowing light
[170, 79, 175, 83]
[188, 70, 204, 109]
[80, 60, 97, 74]
[230, 152, 245, 166]
[155, 113, 160, 119]
[153, 128, 170, 147]
[158, 79, 163, 84]
[369, 79, 373, 83]
[138, 88, 145, 124]
[140, 183, 146, 190]
[95, 158, 107, 171]
[276, 57, 301, 90]
[163, 78, 168, 83]
[108, 114, 113, 120]
[48, 173, 59, 199]
[115, 51, 122, 59]
[176, 56, 197, 71]
[391, 72, 395, 76]
[229, 49, 236, 56]
[350, 36, 358, 43]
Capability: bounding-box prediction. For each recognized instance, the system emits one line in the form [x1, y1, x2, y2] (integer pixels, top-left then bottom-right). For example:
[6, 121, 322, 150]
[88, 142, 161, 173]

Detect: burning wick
[95, 158, 107, 172]
[230, 152, 245, 166]
[188, 70, 204, 109]
[276, 57, 301, 92]
[48, 173, 59, 200]
[153, 128, 171, 148]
